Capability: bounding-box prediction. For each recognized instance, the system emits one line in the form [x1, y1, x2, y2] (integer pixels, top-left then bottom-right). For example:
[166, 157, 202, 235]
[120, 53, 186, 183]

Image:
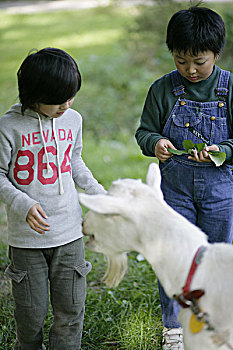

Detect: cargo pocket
[73, 261, 92, 304]
[5, 265, 31, 307]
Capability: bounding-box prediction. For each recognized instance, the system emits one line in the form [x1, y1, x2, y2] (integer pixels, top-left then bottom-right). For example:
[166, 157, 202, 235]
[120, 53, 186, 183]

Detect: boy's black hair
[17, 47, 81, 113]
[166, 6, 225, 56]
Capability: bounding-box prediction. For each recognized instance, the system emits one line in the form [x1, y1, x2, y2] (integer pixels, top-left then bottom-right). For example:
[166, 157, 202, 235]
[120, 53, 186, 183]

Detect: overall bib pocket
[169, 112, 203, 146]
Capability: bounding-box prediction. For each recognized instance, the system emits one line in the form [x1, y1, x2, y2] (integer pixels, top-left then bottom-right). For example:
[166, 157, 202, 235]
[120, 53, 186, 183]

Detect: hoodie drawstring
[37, 113, 64, 195]
[52, 118, 64, 195]
[38, 113, 52, 174]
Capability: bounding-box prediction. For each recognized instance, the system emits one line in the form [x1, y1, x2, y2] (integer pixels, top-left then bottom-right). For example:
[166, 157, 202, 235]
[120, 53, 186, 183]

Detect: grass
[82, 251, 163, 350]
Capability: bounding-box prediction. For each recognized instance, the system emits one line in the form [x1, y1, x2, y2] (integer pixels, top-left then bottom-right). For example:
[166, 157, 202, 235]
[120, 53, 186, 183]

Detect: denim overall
[158, 69, 233, 328]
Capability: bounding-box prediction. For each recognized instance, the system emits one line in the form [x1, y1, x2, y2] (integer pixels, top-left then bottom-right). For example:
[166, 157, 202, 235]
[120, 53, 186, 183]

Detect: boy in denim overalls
[135, 6, 233, 350]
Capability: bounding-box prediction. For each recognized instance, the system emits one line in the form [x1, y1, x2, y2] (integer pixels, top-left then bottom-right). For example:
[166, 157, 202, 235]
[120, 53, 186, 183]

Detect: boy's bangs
[40, 86, 78, 105]
[176, 42, 208, 57]
[35, 51, 81, 105]
[173, 30, 219, 56]
[39, 73, 79, 105]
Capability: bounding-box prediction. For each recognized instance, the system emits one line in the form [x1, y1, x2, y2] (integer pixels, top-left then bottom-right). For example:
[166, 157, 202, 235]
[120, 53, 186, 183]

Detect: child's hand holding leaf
[189, 144, 218, 163]
[155, 138, 177, 162]
[167, 140, 226, 167]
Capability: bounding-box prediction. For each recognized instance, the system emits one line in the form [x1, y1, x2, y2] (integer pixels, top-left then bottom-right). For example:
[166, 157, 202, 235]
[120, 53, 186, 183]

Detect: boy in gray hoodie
[0, 47, 106, 350]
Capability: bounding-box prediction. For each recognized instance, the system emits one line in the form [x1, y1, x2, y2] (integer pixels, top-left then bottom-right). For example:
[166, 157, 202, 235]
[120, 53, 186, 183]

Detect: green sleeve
[218, 143, 233, 165]
[135, 85, 167, 157]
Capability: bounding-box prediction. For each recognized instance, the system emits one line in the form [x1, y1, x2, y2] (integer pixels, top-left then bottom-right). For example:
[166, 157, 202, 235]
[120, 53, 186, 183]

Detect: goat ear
[79, 193, 124, 215]
[146, 163, 163, 199]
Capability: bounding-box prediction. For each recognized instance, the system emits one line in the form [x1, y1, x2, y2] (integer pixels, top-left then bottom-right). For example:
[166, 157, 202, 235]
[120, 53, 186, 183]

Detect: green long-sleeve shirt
[135, 65, 233, 164]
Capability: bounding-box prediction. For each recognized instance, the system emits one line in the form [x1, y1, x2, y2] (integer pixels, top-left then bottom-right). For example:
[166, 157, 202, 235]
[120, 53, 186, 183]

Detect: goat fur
[79, 163, 233, 350]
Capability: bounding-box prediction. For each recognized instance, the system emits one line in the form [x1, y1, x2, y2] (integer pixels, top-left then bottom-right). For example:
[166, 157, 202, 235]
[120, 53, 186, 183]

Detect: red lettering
[61, 144, 72, 175]
[14, 145, 72, 186]
[67, 129, 73, 141]
[14, 150, 34, 185]
[59, 129, 66, 141]
[22, 134, 30, 147]
[32, 132, 41, 145]
[50, 130, 55, 142]
[38, 146, 58, 185]
[42, 129, 49, 143]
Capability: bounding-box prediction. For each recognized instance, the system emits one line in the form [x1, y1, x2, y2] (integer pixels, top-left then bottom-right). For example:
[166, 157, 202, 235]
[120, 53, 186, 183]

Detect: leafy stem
[167, 140, 226, 167]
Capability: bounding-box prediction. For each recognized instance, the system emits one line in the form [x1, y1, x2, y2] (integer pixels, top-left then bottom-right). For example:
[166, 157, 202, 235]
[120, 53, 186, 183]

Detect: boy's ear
[215, 54, 219, 61]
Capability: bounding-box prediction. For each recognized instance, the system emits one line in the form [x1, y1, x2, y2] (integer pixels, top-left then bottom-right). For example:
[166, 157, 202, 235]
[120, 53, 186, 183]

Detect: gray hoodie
[0, 104, 105, 248]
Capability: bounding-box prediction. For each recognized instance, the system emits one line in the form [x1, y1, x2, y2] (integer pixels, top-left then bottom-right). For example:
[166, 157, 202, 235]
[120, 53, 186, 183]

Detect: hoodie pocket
[5, 265, 31, 307]
[73, 261, 92, 304]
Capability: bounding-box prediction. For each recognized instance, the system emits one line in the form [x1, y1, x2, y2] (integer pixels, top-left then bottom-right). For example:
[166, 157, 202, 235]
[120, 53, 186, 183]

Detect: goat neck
[135, 199, 208, 299]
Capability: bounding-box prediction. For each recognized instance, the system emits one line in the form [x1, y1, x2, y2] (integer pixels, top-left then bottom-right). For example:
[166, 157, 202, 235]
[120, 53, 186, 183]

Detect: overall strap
[215, 69, 230, 97]
[171, 70, 185, 97]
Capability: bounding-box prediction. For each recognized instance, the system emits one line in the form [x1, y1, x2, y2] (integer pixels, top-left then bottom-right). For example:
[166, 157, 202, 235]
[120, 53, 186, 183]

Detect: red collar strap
[173, 246, 207, 308]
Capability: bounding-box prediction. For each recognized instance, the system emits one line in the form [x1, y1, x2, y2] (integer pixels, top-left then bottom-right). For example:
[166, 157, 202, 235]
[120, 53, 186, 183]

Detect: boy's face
[173, 50, 218, 83]
[38, 97, 75, 118]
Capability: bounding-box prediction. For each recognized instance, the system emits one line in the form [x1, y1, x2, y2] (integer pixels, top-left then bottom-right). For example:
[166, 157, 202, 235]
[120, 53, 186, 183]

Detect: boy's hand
[155, 139, 176, 162]
[188, 144, 220, 163]
[26, 204, 50, 234]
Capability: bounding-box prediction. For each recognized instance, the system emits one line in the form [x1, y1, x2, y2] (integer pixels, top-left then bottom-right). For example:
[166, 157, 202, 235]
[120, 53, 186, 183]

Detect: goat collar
[174, 246, 207, 308]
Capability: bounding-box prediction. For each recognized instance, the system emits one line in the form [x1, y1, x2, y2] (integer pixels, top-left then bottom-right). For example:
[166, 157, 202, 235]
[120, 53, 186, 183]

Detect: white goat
[79, 163, 233, 350]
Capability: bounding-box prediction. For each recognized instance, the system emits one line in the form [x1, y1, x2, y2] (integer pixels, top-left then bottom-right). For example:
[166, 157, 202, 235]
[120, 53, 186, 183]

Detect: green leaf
[207, 150, 221, 154]
[183, 140, 194, 151]
[188, 149, 195, 155]
[193, 143, 206, 153]
[167, 148, 188, 155]
[167, 140, 226, 167]
[208, 151, 226, 167]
